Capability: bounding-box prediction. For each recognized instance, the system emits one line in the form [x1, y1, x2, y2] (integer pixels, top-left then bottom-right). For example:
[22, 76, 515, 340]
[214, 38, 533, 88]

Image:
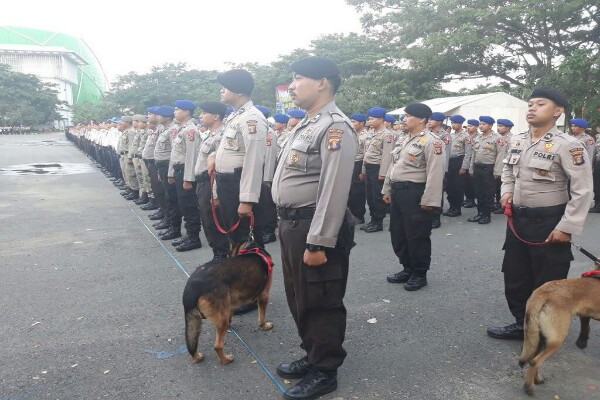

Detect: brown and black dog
[518, 274, 600, 395]
[182, 242, 273, 365]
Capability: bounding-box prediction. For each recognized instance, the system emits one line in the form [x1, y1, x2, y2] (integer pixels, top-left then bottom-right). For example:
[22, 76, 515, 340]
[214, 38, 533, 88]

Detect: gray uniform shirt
[263, 127, 278, 182]
[129, 129, 142, 156]
[169, 119, 200, 182]
[572, 132, 595, 164]
[137, 129, 149, 155]
[363, 128, 397, 176]
[469, 131, 508, 176]
[194, 125, 223, 177]
[142, 128, 158, 160]
[450, 128, 469, 158]
[382, 130, 445, 207]
[355, 129, 368, 162]
[215, 101, 267, 203]
[501, 127, 593, 235]
[272, 101, 358, 248]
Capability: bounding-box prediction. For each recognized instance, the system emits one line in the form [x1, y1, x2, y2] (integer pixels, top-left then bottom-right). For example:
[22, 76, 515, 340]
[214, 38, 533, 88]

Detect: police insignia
[515, 141, 521, 147]
[588, 137, 595, 145]
[418, 136, 427, 145]
[386, 134, 392, 143]
[537, 169, 549, 176]
[545, 143, 554, 151]
[247, 120, 258, 134]
[497, 137, 505, 146]
[569, 147, 585, 165]
[443, 135, 450, 145]
[266, 132, 272, 146]
[433, 141, 443, 155]
[465, 136, 472, 144]
[290, 153, 300, 163]
[187, 129, 195, 141]
[171, 128, 178, 138]
[327, 128, 343, 151]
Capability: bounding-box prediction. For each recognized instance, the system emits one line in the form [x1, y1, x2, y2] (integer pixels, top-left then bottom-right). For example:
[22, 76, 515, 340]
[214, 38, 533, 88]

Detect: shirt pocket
[404, 145, 424, 167]
[527, 158, 555, 181]
[157, 135, 168, 149]
[222, 127, 239, 151]
[285, 140, 310, 172]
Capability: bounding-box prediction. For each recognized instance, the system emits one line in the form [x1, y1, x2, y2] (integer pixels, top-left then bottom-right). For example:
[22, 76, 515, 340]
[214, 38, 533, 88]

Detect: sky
[0, 0, 363, 83]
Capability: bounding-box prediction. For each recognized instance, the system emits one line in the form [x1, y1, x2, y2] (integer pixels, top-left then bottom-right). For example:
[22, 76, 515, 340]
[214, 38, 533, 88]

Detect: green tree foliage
[0, 64, 62, 126]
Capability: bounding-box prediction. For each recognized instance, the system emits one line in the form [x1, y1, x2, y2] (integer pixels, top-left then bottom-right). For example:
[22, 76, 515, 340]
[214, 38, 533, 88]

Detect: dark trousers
[473, 164, 495, 215]
[502, 205, 572, 324]
[364, 163, 387, 223]
[348, 160, 366, 219]
[215, 170, 265, 247]
[494, 177, 502, 204]
[390, 182, 433, 275]
[156, 160, 182, 230]
[279, 218, 348, 371]
[260, 182, 278, 235]
[145, 159, 165, 209]
[446, 156, 467, 210]
[465, 173, 475, 202]
[173, 166, 201, 237]
[593, 161, 600, 202]
[196, 172, 228, 256]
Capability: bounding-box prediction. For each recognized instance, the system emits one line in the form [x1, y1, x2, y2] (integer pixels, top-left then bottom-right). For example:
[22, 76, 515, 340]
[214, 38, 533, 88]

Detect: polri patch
[327, 128, 343, 151]
[433, 141, 443, 155]
[187, 129, 195, 141]
[570, 147, 585, 166]
[247, 120, 258, 134]
[386, 134, 393, 143]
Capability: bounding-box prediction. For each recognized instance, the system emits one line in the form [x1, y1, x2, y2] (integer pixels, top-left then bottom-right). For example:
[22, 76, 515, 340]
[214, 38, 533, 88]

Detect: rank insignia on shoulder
[542, 132, 554, 141]
[569, 147, 585, 165]
[247, 120, 258, 134]
[187, 129, 195, 141]
[327, 128, 343, 151]
[433, 141, 443, 155]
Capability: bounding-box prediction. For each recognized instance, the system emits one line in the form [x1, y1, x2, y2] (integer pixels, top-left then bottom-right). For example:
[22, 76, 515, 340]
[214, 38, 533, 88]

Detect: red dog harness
[238, 246, 274, 295]
[581, 269, 600, 279]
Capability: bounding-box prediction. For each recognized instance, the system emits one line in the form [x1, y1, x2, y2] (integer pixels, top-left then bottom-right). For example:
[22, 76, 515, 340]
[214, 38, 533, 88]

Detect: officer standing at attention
[287, 108, 305, 131]
[493, 119, 514, 214]
[273, 113, 291, 157]
[127, 116, 143, 201]
[140, 107, 161, 211]
[591, 126, 600, 213]
[569, 118, 595, 162]
[348, 113, 368, 224]
[361, 106, 396, 233]
[462, 119, 479, 208]
[169, 100, 202, 252]
[272, 56, 357, 400]
[428, 112, 452, 228]
[443, 114, 469, 217]
[194, 101, 229, 260]
[384, 103, 444, 291]
[468, 116, 507, 224]
[487, 87, 593, 339]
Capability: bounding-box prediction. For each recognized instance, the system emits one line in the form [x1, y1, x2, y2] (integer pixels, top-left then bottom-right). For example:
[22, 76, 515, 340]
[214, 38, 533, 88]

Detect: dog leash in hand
[209, 170, 255, 241]
[571, 241, 600, 267]
[504, 203, 547, 246]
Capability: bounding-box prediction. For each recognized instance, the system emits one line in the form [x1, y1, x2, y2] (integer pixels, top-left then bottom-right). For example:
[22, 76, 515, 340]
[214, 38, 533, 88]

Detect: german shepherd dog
[518, 275, 600, 395]
[182, 242, 273, 365]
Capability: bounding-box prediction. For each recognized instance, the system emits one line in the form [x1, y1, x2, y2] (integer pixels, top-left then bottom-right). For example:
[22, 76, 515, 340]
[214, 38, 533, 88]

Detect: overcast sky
[1, 0, 362, 83]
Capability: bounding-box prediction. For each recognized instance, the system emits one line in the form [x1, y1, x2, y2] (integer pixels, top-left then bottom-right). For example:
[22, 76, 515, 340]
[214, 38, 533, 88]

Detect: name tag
[508, 149, 522, 165]
[533, 151, 556, 161]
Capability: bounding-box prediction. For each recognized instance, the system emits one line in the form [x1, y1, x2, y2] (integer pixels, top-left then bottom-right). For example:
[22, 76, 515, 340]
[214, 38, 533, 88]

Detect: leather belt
[391, 181, 425, 190]
[512, 204, 566, 218]
[277, 207, 316, 220]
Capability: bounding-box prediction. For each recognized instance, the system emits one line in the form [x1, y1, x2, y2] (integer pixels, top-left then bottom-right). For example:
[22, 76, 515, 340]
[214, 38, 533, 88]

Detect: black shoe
[486, 322, 524, 340]
[493, 207, 504, 215]
[283, 369, 337, 400]
[359, 221, 373, 231]
[463, 200, 476, 208]
[387, 269, 411, 283]
[176, 237, 202, 252]
[117, 185, 128, 191]
[232, 302, 258, 315]
[443, 208, 462, 217]
[276, 357, 311, 379]
[149, 210, 164, 220]
[478, 215, 491, 224]
[134, 193, 149, 205]
[262, 232, 276, 244]
[589, 204, 600, 213]
[468, 213, 482, 222]
[364, 223, 383, 233]
[120, 190, 131, 197]
[172, 234, 188, 247]
[153, 220, 169, 230]
[432, 219, 441, 229]
[159, 229, 181, 240]
[140, 200, 159, 210]
[125, 193, 139, 201]
[404, 275, 427, 291]
[357, 217, 365, 224]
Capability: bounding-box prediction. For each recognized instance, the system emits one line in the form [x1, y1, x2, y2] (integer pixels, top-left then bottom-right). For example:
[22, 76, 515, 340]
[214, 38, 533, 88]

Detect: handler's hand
[378, 175, 385, 181]
[383, 194, 391, 204]
[500, 193, 513, 208]
[546, 229, 571, 244]
[238, 202, 253, 217]
[304, 250, 327, 267]
[168, 177, 175, 185]
[459, 168, 467, 175]
[183, 181, 192, 190]
[358, 173, 366, 182]
[211, 197, 220, 207]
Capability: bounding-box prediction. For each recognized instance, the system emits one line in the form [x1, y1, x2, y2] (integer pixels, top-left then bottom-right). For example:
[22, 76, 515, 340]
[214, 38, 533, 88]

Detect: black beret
[290, 56, 340, 79]
[529, 87, 569, 108]
[404, 103, 432, 119]
[198, 101, 228, 117]
[217, 69, 254, 95]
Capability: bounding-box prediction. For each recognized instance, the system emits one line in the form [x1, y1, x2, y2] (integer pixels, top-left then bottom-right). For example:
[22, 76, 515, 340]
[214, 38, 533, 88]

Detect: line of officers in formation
[66, 57, 597, 399]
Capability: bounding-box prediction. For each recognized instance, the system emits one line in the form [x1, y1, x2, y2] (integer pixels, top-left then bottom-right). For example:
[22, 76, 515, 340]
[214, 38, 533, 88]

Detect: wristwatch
[306, 244, 325, 252]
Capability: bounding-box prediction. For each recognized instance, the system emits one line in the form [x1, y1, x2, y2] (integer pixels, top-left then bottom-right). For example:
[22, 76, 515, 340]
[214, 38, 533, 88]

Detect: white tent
[388, 92, 565, 134]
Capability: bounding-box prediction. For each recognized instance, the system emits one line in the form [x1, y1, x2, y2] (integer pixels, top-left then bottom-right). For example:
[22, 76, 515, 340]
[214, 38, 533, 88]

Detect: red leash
[504, 202, 547, 246]
[209, 170, 254, 238]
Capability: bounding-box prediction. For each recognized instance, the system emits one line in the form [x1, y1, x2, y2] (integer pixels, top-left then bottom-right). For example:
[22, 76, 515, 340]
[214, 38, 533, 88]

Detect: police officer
[487, 87, 593, 339]
[169, 100, 202, 252]
[126, 116, 142, 200]
[140, 107, 161, 211]
[462, 119, 479, 208]
[443, 114, 469, 217]
[384, 103, 444, 291]
[361, 106, 396, 232]
[194, 101, 229, 260]
[428, 112, 451, 228]
[272, 56, 357, 400]
[591, 128, 600, 213]
[468, 116, 507, 224]
[287, 108, 305, 131]
[493, 119, 514, 214]
[348, 113, 368, 223]
[117, 116, 138, 200]
[569, 118, 595, 162]
[384, 113, 395, 129]
[273, 113, 291, 157]
[133, 115, 151, 205]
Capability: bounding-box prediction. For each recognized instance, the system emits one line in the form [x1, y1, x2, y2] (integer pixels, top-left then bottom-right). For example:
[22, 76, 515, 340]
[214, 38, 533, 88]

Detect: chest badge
[545, 143, 554, 151]
[290, 153, 300, 163]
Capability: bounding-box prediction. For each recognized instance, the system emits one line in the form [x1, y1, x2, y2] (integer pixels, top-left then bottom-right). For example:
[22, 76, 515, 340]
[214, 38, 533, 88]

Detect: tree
[0, 63, 62, 126]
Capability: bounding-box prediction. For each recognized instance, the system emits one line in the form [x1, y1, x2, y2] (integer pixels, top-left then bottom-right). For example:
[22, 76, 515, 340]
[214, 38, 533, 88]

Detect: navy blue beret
[430, 112, 446, 122]
[384, 114, 395, 123]
[198, 101, 227, 117]
[449, 114, 465, 124]
[174, 100, 196, 111]
[146, 106, 159, 114]
[273, 113, 290, 124]
[497, 118, 514, 127]
[479, 116, 495, 124]
[217, 69, 254, 95]
[350, 113, 367, 122]
[467, 119, 480, 126]
[287, 108, 306, 119]
[404, 103, 432, 119]
[255, 105, 271, 118]
[570, 118, 589, 128]
[290, 56, 340, 79]
[530, 87, 569, 108]
[367, 107, 387, 118]
[155, 105, 175, 118]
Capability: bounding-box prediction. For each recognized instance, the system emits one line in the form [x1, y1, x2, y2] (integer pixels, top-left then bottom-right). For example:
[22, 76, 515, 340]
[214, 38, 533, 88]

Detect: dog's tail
[518, 297, 547, 367]
[183, 280, 203, 362]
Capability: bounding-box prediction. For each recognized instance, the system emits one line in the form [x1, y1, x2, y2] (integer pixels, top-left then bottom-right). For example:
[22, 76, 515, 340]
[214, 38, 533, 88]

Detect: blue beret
[146, 106, 159, 114]
[430, 112, 446, 122]
[273, 113, 290, 124]
[449, 114, 465, 124]
[111, 117, 121, 123]
[570, 118, 589, 128]
[155, 105, 175, 118]
[467, 119, 480, 126]
[290, 56, 340, 79]
[174, 100, 196, 111]
[287, 108, 306, 119]
[255, 105, 271, 117]
[479, 116, 495, 124]
[404, 103, 432, 119]
[367, 107, 386, 118]
[384, 114, 395, 123]
[217, 69, 254, 95]
[530, 87, 569, 108]
[497, 118, 514, 127]
[350, 113, 367, 123]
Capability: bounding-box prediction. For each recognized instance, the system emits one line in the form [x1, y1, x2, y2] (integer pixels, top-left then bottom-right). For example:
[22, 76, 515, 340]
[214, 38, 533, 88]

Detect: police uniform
[347, 113, 368, 222]
[384, 103, 444, 290]
[444, 115, 469, 215]
[592, 134, 600, 212]
[429, 112, 452, 228]
[462, 120, 479, 207]
[141, 108, 162, 211]
[259, 106, 279, 244]
[136, 117, 152, 205]
[128, 119, 143, 198]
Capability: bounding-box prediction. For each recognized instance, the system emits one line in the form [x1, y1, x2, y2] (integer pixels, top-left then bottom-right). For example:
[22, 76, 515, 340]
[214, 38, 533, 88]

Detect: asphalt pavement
[1, 132, 599, 400]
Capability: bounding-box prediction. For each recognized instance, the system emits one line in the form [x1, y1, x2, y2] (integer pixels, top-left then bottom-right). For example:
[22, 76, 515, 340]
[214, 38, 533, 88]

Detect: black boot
[153, 219, 169, 229]
[462, 199, 476, 208]
[467, 213, 483, 222]
[589, 203, 600, 213]
[125, 191, 139, 200]
[404, 274, 428, 291]
[364, 222, 383, 233]
[431, 217, 441, 229]
[443, 208, 462, 217]
[134, 192, 149, 205]
[175, 236, 202, 252]
[386, 269, 411, 283]
[486, 322, 524, 340]
[276, 357, 311, 379]
[172, 234, 188, 247]
[262, 232, 276, 244]
[360, 221, 374, 231]
[141, 199, 159, 210]
[283, 369, 337, 400]
[149, 210, 164, 220]
[478, 214, 491, 224]
[159, 228, 181, 240]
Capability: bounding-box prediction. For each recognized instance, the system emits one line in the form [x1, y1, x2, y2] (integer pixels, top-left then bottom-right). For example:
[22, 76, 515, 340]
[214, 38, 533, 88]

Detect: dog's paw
[219, 354, 234, 365]
[260, 321, 273, 331]
[575, 338, 588, 349]
[192, 352, 205, 363]
[523, 383, 534, 396]
[534, 373, 544, 385]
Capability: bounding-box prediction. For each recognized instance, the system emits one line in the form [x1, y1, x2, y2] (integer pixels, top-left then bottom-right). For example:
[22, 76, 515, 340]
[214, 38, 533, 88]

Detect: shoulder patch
[386, 134, 393, 143]
[433, 141, 443, 155]
[247, 120, 258, 134]
[465, 136, 472, 144]
[187, 129, 196, 141]
[327, 128, 343, 151]
[569, 147, 585, 166]
[497, 137, 505, 146]
[588, 136, 595, 145]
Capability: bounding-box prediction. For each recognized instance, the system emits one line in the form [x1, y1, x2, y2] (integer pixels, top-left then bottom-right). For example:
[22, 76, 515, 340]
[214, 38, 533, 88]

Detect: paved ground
[1, 132, 599, 400]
